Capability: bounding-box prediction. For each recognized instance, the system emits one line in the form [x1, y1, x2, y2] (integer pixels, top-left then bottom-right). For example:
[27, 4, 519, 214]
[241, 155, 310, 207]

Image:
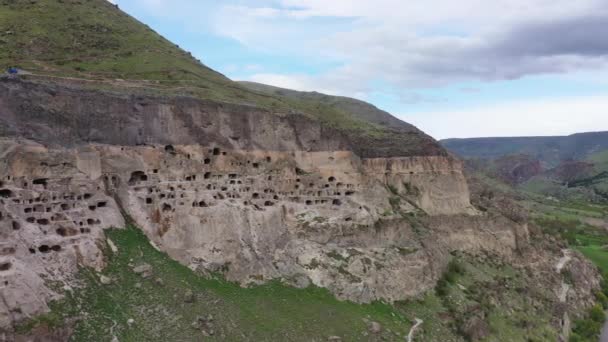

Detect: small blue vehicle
[7, 67, 18, 74]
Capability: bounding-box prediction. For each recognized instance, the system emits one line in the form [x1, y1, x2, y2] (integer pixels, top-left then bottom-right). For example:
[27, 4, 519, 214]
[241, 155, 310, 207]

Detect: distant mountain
[441, 131, 608, 168]
[441, 132, 608, 202]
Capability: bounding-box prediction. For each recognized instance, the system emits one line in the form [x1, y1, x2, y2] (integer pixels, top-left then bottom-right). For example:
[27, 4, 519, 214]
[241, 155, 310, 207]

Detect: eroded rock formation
[0, 78, 600, 335]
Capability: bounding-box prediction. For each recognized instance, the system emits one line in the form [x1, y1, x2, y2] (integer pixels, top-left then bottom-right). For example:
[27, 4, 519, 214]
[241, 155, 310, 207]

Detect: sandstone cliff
[0, 78, 600, 337]
[0, 0, 601, 338]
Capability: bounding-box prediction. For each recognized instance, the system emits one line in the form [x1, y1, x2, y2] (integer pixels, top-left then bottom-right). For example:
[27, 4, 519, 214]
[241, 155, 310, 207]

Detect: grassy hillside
[0, 0, 228, 83]
[238, 81, 444, 157]
[17, 224, 566, 341]
[0, 0, 444, 157]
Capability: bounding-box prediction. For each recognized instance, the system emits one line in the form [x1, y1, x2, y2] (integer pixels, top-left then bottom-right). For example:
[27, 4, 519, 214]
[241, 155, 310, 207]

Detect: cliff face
[0, 79, 347, 153]
[0, 78, 600, 336]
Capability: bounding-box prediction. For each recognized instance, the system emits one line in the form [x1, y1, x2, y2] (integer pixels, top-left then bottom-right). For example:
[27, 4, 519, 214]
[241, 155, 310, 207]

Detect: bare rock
[99, 275, 112, 285]
[132, 263, 152, 274]
[107, 238, 118, 253]
[133, 263, 153, 278]
[184, 289, 195, 303]
[462, 316, 490, 341]
[368, 321, 382, 334]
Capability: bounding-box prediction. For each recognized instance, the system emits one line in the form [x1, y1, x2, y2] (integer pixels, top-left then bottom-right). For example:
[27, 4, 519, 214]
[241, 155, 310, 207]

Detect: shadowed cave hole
[0, 189, 13, 198]
[33, 178, 48, 188]
[128, 171, 148, 185]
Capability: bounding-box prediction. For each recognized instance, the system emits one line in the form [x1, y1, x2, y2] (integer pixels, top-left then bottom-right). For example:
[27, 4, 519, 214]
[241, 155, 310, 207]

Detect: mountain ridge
[441, 131, 608, 167]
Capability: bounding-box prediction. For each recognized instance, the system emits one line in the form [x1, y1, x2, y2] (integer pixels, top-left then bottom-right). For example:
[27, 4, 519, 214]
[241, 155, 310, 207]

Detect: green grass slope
[238, 81, 445, 157]
[0, 0, 227, 83]
[17, 224, 570, 341]
[20, 225, 415, 341]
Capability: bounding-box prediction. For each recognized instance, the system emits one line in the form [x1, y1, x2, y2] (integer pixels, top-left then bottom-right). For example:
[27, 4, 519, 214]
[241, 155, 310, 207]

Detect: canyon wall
[0, 79, 599, 334]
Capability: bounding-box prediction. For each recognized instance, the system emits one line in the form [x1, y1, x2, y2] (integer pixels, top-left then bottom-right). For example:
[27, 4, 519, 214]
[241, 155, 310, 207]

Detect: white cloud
[211, 0, 608, 98]
[113, 0, 608, 137]
[404, 94, 608, 139]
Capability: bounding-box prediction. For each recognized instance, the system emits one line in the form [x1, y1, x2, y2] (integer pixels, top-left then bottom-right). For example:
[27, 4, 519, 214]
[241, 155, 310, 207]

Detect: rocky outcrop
[0, 78, 444, 158]
[0, 141, 124, 331]
[0, 78, 600, 336]
[493, 154, 543, 185]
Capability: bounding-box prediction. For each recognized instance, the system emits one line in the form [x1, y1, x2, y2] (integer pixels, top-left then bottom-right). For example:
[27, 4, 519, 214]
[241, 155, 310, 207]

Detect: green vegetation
[529, 201, 608, 341]
[532, 201, 608, 274]
[19, 225, 415, 341]
[570, 304, 606, 341]
[36, 227, 422, 341]
[16, 223, 568, 341]
[0, 0, 443, 157]
[432, 254, 559, 342]
[441, 133, 608, 168]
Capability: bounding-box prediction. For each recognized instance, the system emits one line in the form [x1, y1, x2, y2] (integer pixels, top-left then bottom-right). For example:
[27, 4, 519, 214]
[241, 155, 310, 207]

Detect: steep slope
[0, 0, 228, 84]
[442, 131, 608, 167]
[0, 1, 602, 341]
[0, 0, 443, 158]
[239, 81, 442, 157]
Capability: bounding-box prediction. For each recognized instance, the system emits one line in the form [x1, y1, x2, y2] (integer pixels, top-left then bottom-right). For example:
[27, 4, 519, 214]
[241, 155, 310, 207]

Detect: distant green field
[578, 245, 608, 274]
[588, 150, 608, 171]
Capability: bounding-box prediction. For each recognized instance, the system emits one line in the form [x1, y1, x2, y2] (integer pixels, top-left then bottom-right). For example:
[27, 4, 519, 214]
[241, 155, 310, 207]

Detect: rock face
[0, 140, 124, 330]
[493, 154, 544, 185]
[0, 78, 599, 334]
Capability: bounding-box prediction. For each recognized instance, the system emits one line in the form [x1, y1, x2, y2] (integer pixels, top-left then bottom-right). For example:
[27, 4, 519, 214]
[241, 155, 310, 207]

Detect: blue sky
[111, 0, 608, 139]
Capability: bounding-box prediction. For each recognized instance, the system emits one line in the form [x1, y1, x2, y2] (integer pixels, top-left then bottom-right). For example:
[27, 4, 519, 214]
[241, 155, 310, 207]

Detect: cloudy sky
[111, 0, 608, 139]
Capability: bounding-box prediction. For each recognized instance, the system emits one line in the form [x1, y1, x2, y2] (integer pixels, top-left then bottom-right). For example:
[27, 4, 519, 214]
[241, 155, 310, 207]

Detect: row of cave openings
[0, 178, 107, 262]
[163, 145, 274, 169]
[131, 170, 355, 211]
[0, 178, 50, 193]
[126, 154, 275, 187]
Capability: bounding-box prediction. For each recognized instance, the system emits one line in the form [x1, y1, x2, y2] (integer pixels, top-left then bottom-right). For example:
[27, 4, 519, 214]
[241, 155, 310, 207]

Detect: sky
[109, 0, 608, 139]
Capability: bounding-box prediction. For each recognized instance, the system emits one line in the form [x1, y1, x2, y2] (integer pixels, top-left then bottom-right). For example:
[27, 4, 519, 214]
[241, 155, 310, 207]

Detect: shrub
[589, 304, 605, 323]
[571, 305, 605, 341]
[435, 259, 464, 297]
[595, 291, 608, 309]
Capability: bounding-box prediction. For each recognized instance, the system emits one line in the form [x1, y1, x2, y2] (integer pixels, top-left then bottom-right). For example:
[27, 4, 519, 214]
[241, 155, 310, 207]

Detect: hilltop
[0, 0, 443, 158]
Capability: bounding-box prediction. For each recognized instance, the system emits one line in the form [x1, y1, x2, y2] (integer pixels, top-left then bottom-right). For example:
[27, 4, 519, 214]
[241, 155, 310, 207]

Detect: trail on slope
[407, 318, 423, 342]
[555, 249, 572, 274]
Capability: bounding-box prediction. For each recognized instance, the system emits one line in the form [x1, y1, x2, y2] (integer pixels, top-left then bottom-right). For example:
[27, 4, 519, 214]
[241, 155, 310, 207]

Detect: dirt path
[555, 249, 572, 274]
[407, 318, 423, 342]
